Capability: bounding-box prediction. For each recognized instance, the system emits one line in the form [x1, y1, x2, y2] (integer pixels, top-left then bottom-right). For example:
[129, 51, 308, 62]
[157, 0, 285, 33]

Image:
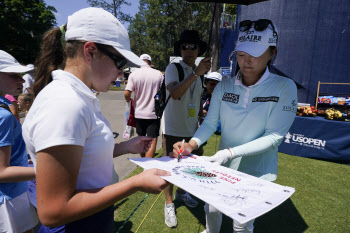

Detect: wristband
[192, 70, 199, 77]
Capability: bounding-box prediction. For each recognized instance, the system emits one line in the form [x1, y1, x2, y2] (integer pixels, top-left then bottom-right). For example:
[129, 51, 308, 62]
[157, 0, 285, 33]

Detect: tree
[87, 0, 132, 23]
[225, 4, 237, 16]
[211, 3, 223, 71]
[0, 0, 56, 65]
[128, 0, 212, 71]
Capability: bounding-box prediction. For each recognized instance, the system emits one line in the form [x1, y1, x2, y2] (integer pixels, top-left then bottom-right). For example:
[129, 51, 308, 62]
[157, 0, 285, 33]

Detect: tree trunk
[211, 3, 222, 72]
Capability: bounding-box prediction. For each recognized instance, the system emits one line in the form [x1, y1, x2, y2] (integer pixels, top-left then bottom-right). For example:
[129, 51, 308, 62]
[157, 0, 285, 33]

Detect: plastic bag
[123, 101, 134, 139]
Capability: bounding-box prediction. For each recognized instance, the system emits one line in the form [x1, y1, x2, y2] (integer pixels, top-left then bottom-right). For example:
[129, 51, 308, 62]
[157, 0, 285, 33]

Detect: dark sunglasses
[239, 19, 278, 38]
[96, 44, 127, 70]
[181, 44, 198, 51]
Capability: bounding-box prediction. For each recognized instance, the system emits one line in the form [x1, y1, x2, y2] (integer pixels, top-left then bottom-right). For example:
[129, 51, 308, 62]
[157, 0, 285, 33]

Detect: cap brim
[114, 47, 146, 67]
[0, 65, 34, 73]
[234, 43, 269, 58]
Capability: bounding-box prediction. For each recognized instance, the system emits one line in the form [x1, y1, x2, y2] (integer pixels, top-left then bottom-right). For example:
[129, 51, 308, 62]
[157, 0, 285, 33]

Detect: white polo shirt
[22, 70, 116, 190]
[162, 61, 203, 137]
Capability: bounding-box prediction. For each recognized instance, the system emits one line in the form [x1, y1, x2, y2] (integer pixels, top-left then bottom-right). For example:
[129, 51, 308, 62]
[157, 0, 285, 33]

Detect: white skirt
[0, 191, 39, 233]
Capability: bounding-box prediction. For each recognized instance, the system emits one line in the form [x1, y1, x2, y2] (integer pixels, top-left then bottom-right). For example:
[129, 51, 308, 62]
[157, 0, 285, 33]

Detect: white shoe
[200, 230, 208, 233]
[164, 203, 177, 228]
[175, 191, 198, 208]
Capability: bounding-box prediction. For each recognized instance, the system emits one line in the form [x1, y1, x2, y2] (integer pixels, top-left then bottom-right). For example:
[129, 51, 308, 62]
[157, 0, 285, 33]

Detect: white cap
[65, 7, 145, 67]
[205, 72, 222, 82]
[234, 22, 278, 57]
[0, 50, 34, 73]
[140, 54, 151, 62]
[26, 64, 34, 69]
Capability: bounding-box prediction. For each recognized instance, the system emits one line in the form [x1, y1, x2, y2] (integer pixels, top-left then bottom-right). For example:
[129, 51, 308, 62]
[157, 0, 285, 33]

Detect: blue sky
[44, 0, 140, 30]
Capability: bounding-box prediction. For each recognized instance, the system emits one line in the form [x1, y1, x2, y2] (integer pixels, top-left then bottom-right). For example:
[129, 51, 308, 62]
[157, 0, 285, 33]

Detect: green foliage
[0, 0, 56, 64]
[225, 4, 237, 16]
[128, 0, 213, 71]
[87, 0, 132, 23]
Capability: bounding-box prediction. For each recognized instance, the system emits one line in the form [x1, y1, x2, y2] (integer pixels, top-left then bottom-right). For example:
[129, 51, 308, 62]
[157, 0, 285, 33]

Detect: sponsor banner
[130, 156, 295, 224]
[279, 116, 350, 163]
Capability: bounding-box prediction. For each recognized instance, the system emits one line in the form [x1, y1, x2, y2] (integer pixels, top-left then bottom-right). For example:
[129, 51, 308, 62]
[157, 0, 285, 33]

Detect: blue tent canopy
[220, 0, 350, 104]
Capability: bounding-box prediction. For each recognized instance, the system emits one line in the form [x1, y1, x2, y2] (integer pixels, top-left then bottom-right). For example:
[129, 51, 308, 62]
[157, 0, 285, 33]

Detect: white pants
[204, 203, 255, 233]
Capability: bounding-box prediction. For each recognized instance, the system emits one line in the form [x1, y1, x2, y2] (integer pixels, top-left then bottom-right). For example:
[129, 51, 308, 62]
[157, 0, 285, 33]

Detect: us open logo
[284, 132, 326, 149]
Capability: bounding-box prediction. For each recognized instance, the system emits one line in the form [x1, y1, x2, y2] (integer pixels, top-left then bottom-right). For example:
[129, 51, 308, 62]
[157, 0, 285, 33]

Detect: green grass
[109, 85, 125, 91]
[113, 135, 350, 233]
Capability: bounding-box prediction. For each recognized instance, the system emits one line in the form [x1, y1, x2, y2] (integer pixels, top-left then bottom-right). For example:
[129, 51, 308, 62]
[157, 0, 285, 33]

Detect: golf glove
[200, 148, 235, 165]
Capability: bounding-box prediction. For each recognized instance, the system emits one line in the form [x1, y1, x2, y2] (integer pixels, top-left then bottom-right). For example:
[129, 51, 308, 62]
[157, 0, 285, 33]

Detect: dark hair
[267, 46, 277, 68]
[33, 25, 86, 96]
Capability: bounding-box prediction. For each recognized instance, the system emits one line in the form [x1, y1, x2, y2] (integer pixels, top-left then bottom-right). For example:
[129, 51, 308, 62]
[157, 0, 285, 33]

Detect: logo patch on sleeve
[222, 92, 239, 104]
[252, 96, 279, 102]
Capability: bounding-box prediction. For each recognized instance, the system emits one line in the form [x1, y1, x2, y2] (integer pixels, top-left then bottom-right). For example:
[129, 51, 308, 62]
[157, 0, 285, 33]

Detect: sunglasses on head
[239, 19, 278, 37]
[96, 44, 127, 70]
[181, 44, 198, 51]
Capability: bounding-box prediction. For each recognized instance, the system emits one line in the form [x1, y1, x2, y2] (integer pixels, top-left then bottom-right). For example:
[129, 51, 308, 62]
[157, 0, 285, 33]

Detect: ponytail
[33, 25, 66, 96]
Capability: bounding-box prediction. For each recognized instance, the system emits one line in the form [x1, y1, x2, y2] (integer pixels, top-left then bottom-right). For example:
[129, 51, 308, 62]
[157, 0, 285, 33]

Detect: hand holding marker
[178, 139, 185, 162]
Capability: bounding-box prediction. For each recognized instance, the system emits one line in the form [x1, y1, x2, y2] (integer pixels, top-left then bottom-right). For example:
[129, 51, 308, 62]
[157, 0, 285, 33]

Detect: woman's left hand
[127, 136, 153, 154]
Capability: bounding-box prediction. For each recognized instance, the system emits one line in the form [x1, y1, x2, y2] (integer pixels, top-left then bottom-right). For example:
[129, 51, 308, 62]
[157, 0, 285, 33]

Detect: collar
[179, 60, 196, 70]
[52, 70, 97, 99]
[234, 67, 270, 87]
[0, 95, 11, 106]
[140, 65, 152, 68]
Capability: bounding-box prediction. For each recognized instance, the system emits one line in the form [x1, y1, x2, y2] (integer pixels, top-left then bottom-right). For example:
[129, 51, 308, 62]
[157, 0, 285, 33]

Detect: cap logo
[269, 37, 277, 43]
[239, 34, 262, 43]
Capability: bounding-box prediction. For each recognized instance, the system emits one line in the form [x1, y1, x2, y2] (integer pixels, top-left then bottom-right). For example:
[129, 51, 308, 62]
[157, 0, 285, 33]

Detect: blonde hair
[19, 93, 34, 103]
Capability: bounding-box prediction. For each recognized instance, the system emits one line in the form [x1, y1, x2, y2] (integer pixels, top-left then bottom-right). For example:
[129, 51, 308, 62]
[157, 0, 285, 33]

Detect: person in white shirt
[124, 54, 164, 158]
[162, 30, 212, 228]
[173, 19, 297, 233]
[22, 8, 169, 233]
[22, 64, 35, 94]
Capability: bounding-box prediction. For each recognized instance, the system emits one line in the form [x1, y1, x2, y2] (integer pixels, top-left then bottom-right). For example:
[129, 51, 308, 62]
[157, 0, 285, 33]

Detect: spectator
[18, 93, 34, 117]
[124, 54, 164, 158]
[4, 94, 20, 121]
[22, 64, 35, 94]
[174, 19, 297, 233]
[22, 8, 169, 232]
[202, 72, 222, 119]
[0, 50, 38, 233]
[162, 30, 211, 228]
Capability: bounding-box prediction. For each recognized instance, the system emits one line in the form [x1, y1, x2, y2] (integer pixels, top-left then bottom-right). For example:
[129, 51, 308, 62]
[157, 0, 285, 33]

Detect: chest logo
[252, 96, 279, 102]
[222, 92, 239, 104]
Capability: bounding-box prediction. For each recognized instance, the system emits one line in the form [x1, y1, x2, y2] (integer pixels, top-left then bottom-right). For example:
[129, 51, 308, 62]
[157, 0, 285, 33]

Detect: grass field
[113, 134, 350, 233]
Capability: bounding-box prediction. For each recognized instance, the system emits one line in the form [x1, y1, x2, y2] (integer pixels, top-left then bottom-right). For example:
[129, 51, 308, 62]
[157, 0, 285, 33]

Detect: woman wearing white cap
[173, 19, 297, 233]
[0, 50, 38, 233]
[22, 8, 169, 232]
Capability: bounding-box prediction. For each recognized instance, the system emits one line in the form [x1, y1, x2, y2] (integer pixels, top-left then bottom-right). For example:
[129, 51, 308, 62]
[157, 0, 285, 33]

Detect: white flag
[129, 155, 295, 224]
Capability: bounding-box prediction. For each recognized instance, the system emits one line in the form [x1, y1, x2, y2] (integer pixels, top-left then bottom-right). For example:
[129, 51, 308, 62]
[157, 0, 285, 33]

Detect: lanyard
[184, 67, 197, 99]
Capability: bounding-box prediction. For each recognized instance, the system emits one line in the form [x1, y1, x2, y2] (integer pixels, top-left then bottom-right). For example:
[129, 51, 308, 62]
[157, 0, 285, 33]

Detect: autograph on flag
[129, 155, 295, 224]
